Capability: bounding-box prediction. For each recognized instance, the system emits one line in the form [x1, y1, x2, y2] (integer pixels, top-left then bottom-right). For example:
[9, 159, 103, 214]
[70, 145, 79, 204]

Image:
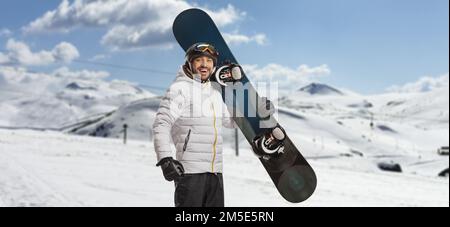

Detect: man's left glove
[156, 157, 185, 182]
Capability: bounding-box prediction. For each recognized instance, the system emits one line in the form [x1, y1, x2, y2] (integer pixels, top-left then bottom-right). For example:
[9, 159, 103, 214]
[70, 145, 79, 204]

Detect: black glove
[156, 157, 185, 182]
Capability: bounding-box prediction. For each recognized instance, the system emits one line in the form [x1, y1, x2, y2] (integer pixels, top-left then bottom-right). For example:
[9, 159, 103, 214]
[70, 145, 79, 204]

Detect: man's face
[191, 56, 214, 81]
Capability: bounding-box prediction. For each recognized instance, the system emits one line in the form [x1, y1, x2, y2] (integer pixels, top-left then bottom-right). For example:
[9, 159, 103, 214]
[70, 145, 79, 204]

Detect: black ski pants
[174, 173, 224, 207]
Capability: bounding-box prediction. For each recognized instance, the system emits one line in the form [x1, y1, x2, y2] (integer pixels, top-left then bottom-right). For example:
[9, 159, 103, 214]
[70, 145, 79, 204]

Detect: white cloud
[207, 4, 246, 27]
[0, 28, 12, 37]
[53, 66, 109, 80]
[89, 54, 109, 61]
[0, 52, 8, 64]
[0, 65, 154, 128]
[0, 66, 57, 95]
[0, 66, 109, 94]
[4, 39, 54, 65]
[23, 0, 262, 50]
[387, 73, 449, 93]
[0, 68, 7, 87]
[242, 63, 331, 91]
[52, 42, 80, 63]
[0, 39, 79, 66]
[100, 24, 175, 51]
[223, 33, 267, 46]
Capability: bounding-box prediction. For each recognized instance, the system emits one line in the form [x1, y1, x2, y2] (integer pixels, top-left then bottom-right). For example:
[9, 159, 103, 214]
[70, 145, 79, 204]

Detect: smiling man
[153, 42, 236, 207]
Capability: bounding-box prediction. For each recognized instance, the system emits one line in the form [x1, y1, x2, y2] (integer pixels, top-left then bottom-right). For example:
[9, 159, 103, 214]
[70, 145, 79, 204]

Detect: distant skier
[153, 42, 236, 207]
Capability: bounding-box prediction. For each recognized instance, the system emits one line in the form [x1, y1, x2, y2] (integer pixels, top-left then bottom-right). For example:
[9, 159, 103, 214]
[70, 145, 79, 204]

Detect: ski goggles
[193, 43, 219, 57]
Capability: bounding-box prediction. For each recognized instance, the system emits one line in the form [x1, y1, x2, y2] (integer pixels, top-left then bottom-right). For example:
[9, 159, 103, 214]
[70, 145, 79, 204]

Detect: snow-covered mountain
[56, 80, 449, 177]
[374, 87, 449, 128]
[1, 66, 448, 202]
[0, 67, 156, 128]
[282, 84, 449, 130]
[297, 83, 344, 96]
[0, 71, 448, 206]
[64, 97, 161, 141]
[285, 84, 448, 174]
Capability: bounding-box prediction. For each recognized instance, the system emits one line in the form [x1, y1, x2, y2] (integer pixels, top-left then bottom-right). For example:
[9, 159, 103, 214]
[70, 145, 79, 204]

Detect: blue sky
[0, 0, 448, 94]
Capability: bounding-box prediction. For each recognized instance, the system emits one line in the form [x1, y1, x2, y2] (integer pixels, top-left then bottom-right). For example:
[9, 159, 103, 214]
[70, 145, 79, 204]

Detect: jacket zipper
[183, 129, 191, 152]
[211, 103, 218, 173]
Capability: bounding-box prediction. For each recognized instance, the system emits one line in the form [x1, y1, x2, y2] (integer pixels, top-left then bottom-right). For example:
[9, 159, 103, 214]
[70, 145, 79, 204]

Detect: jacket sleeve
[152, 83, 187, 162]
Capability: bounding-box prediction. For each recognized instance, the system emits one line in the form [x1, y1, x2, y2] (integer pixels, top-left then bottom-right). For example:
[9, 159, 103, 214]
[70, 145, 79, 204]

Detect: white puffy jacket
[153, 67, 236, 174]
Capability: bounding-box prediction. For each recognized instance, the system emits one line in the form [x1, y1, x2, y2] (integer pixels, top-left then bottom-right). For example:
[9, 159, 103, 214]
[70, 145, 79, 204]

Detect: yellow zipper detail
[211, 103, 218, 173]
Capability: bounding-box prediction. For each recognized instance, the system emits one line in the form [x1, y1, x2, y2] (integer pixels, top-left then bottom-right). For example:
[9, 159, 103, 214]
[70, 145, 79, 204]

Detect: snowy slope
[1, 68, 448, 206]
[373, 87, 449, 129]
[0, 129, 447, 207]
[282, 84, 449, 148]
[65, 97, 162, 141]
[286, 83, 449, 126]
[0, 66, 156, 128]
[47, 82, 449, 177]
[277, 106, 448, 176]
[275, 84, 449, 177]
[297, 83, 344, 96]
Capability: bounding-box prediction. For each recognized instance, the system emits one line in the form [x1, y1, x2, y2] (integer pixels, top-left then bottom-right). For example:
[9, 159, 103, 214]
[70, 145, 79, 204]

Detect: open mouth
[198, 68, 209, 74]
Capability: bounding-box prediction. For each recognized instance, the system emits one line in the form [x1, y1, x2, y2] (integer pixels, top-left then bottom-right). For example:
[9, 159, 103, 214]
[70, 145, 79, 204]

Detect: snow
[0, 129, 448, 207]
[0, 129, 171, 206]
[297, 83, 344, 96]
[56, 85, 449, 177]
[0, 66, 156, 128]
[0, 68, 448, 206]
[64, 97, 161, 141]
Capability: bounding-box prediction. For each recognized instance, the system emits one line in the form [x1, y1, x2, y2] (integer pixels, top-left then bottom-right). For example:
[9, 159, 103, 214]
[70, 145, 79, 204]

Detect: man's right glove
[214, 63, 242, 86]
[156, 157, 185, 182]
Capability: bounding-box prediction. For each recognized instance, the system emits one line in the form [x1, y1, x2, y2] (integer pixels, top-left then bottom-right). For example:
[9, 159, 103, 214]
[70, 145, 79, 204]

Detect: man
[153, 42, 236, 207]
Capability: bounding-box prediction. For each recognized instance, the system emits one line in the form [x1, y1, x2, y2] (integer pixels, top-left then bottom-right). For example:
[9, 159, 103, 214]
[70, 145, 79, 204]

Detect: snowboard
[173, 8, 317, 203]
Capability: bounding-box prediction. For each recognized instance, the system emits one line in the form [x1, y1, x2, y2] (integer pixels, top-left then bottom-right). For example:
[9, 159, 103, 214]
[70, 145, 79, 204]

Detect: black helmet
[185, 42, 219, 65]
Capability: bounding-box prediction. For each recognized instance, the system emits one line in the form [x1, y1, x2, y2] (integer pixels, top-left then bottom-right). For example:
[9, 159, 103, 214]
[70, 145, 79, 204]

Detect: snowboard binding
[252, 125, 287, 160]
[214, 61, 243, 86]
